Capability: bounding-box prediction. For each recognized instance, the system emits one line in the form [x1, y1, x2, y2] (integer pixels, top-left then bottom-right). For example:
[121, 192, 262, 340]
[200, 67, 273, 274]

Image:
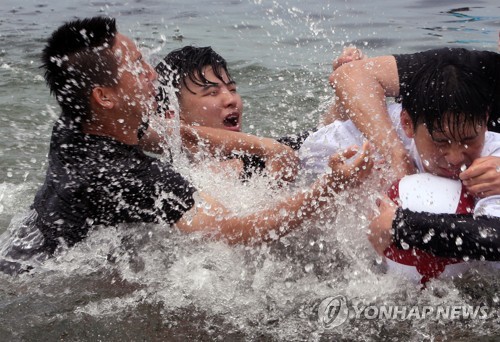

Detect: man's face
[402, 110, 487, 179]
[178, 66, 243, 132]
[111, 33, 157, 125]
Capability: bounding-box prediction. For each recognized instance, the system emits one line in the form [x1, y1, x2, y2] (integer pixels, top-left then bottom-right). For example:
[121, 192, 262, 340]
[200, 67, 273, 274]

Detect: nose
[444, 145, 466, 167]
[221, 87, 237, 107]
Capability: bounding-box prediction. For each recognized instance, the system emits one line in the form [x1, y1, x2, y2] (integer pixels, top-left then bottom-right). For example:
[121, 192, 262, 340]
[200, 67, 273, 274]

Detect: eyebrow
[201, 83, 220, 91]
[202, 79, 236, 88]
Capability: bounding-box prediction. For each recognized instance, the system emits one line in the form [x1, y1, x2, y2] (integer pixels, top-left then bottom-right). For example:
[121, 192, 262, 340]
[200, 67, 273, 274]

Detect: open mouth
[223, 113, 240, 130]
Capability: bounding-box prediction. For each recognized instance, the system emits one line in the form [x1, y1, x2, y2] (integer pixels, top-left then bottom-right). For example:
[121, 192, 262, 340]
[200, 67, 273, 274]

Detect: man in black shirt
[0, 17, 374, 275]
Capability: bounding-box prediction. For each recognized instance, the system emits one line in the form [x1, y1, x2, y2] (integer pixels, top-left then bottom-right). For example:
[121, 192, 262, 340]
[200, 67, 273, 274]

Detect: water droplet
[455, 237, 463, 246]
[479, 229, 488, 238]
[460, 164, 467, 172]
[304, 263, 314, 272]
[401, 242, 410, 250]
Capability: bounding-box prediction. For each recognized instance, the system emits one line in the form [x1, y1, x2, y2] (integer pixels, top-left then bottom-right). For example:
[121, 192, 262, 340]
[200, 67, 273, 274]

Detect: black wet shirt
[32, 120, 196, 253]
[393, 209, 500, 261]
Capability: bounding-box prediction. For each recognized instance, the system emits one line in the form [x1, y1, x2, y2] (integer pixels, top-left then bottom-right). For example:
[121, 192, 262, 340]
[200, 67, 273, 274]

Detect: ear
[91, 87, 115, 110]
[400, 109, 415, 139]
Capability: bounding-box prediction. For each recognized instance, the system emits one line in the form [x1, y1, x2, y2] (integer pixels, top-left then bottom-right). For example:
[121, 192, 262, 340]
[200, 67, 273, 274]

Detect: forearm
[218, 173, 340, 244]
[182, 125, 299, 181]
[330, 57, 406, 163]
[177, 179, 334, 245]
[221, 147, 372, 243]
[177, 144, 373, 244]
[393, 208, 500, 260]
[183, 125, 284, 156]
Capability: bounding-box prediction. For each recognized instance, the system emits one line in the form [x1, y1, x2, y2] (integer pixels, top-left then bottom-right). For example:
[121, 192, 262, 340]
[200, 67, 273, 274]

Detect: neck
[82, 115, 139, 146]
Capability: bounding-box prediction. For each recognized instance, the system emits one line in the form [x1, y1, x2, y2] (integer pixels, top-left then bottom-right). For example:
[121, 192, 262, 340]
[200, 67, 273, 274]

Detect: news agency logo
[318, 295, 492, 329]
[317, 295, 349, 329]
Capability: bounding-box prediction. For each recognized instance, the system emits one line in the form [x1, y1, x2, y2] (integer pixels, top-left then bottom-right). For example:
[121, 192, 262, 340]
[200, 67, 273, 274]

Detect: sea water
[0, 0, 500, 340]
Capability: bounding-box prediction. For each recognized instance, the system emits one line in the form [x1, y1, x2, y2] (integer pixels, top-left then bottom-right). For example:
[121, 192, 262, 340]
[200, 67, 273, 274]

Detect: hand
[459, 156, 500, 198]
[327, 141, 374, 190]
[332, 46, 366, 71]
[266, 150, 300, 183]
[367, 195, 397, 255]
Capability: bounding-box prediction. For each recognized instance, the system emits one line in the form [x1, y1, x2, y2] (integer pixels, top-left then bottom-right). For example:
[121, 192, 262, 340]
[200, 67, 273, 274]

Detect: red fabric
[384, 180, 474, 284]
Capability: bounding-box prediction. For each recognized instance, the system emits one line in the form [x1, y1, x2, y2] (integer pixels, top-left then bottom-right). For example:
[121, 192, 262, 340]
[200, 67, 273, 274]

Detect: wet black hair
[402, 57, 494, 140]
[155, 46, 234, 113]
[41, 17, 118, 128]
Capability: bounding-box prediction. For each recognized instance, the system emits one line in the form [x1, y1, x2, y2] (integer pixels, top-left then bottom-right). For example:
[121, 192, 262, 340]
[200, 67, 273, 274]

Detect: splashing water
[2, 167, 500, 341]
[1, 0, 500, 340]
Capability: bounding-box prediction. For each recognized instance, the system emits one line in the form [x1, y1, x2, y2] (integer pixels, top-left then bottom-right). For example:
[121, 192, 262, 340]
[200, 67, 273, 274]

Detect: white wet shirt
[299, 103, 500, 218]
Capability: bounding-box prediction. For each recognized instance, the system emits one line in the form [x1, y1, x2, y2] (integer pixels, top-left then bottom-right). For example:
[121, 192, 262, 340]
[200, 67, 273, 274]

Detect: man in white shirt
[300, 56, 500, 265]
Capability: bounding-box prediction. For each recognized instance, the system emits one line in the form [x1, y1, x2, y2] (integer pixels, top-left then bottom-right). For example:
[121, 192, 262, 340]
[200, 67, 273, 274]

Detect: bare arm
[328, 56, 414, 178]
[177, 143, 374, 244]
[181, 125, 300, 182]
[138, 121, 300, 182]
[320, 46, 366, 127]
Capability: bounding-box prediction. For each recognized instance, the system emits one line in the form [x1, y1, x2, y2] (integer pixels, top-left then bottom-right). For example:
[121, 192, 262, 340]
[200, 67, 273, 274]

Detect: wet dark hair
[155, 46, 233, 113]
[402, 58, 493, 140]
[41, 17, 118, 128]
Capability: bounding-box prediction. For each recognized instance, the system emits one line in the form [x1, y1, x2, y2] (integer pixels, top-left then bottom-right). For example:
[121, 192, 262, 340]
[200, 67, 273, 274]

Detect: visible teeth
[460, 164, 467, 172]
[224, 115, 239, 126]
